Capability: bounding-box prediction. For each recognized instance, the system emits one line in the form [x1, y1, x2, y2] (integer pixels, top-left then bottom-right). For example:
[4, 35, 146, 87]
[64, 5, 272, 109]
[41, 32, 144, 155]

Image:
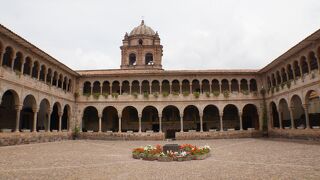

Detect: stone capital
[15, 104, 22, 110]
[32, 108, 38, 113]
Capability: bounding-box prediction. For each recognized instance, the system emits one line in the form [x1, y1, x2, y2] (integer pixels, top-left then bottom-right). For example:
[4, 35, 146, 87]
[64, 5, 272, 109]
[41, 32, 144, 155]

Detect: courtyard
[0, 138, 319, 179]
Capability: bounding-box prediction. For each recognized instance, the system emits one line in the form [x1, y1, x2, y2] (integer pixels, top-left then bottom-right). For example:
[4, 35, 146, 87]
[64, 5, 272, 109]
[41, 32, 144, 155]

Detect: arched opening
[129, 53, 136, 66]
[305, 90, 320, 128]
[291, 95, 305, 128]
[279, 99, 291, 128]
[151, 80, 160, 94]
[62, 77, 68, 91]
[231, 79, 239, 93]
[240, 79, 248, 92]
[221, 79, 229, 92]
[276, 71, 281, 85]
[183, 105, 200, 131]
[21, 95, 37, 131]
[102, 106, 118, 132]
[58, 74, 63, 88]
[61, 105, 70, 130]
[192, 80, 200, 93]
[23, 57, 32, 75]
[102, 81, 110, 95]
[212, 79, 220, 94]
[83, 81, 91, 95]
[131, 80, 140, 94]
[122, 81, 130, 95]
[162, 105, 180, 138]
[141, 80, 150, 94]
[37, 99, 50, 131]
[223, 104, 239, 130]
[142, 106, 159, 132]
[281, 68, 287, 83]
[202, 79, 210, 93]
[271, 74, 276, 86]
[121, 106, 138, 132]
[92, 81, 101, 95]
[270, 102, 279, 128]
[50, 102, 61, 131]
[67, 79, 72, 92]
[203, 105, 220, 131]
[31, 61, 39, 79]
[13, 52, 23, 72]
[293, 61, 301, 78]
[308, 51, 318, 71]
[0, 90, 19, 131]
[39, 65, 46, 82]
[82, 106, 99, 132]
[182, 80, 190, 94]
[161, 80, 170, 94]
[52, 71, 58, 86]
[300, 56, 309, 75]
[287, 64, 294, 80]
[250, 79, 258, 92]
[267, 76, 271, 89]
[112, 81, 120, 94]
[242, 104, 259, 130]
[46, 68, 52, 84]
[172, 80, 180, 94]
[145, 53, 153, 65]
[2, 46, 14, 67]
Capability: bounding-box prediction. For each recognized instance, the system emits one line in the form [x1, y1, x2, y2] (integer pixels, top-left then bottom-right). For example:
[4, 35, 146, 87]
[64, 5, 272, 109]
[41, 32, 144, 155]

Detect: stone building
[0, 20, 319, 143]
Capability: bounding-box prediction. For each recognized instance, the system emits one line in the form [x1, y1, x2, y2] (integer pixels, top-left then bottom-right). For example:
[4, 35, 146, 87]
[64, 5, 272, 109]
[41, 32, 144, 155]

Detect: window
[145, 53, 153, 65]
[129, 53, 136, 66]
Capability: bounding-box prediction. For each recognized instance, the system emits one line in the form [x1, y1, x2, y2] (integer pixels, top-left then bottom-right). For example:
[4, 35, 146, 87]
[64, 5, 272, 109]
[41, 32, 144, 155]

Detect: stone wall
[0, 132, 71, 146]
[176, 130, 262, 140]
[268, 129, 320, 140]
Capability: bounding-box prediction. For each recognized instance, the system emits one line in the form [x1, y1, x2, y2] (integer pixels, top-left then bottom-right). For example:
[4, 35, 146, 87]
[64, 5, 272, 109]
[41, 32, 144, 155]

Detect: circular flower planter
[158, 156, 173, 162]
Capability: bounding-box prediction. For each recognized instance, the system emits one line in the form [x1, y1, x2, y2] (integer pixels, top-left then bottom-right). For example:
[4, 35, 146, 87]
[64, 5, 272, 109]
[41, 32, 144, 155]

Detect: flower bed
[132, 144, 211, 162]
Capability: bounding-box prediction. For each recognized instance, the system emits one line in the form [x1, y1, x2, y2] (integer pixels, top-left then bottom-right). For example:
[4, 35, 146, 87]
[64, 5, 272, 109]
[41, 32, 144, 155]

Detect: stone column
[200, 113, 203, 132]
[248, 83, 251, 92]
[118, 114, 122, 133]
[138, 114, 142, 133]
[129, 85, 132, 95]
[159, 115, 162, 133]
[58, 112, 62, 132]
[180, 114, 184, 132]
[292, 63, 296, 80]
[159, 85, 162, 94]
[303, 104, 310, 129]
[219, 112, 223, 131]
[90, 85, 93, 95]
[199, 83, 202, 94]
[238, 82, 241, 92]
[37, 67, 41, 80]
[0, 51, 3, 66]
[169, 83, 172, 94]
[109, 85, 112, 95]
[289, 107, 295, 129]
[219, 83, 222, 93]
[119, 85, 122, 95]
[47, 110, 51, 132]
[98, 113, 102, 132]
[149, 84, 152, 94]
[209, 83, 212, 94]
[15, 105, 22, 132]
[228, 83, 231, 92]
[239, 111, 243, 130]
[11, 54, 16, 70]
[32, 108, 38, 132]
[180, 84, 182, 94]
[189, 84, 192, 94]
[278, 109, 283, 129]
[100, 85, 103, 95]
[139, 84, 142, 94]
[20, 59, 25, 74]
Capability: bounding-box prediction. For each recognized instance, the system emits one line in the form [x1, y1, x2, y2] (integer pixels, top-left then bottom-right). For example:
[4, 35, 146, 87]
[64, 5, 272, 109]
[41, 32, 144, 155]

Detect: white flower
[204, 145, 211, 150]
[180, 151, 187, 157]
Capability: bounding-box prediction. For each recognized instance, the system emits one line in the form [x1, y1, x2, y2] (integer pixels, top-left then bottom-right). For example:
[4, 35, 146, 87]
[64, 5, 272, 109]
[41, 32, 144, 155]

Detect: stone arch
[142, 106, 159, 132]
[242, 104, 259, 130]
[129, 53, 136, 66]
[2, 46, 14, 67]
[271, 73, 276, 86]
[50, 102, 61, 131]
[223, 104, 239, 130]
[102, 106, 119, 132]
[182, 79, 190, 94]
[240, 79, 249, 92]
[102, 81, 110, 95]
[31, 61, 40, 79]
[287, 64, 294, 80]
[267, 76, 271, 89]
[132, 80, 140, 94]
[250, 79, 258, 92]
[141, 80, 150, 94]
[37, 98, 50, 131]
[305, 90, 320, 127]
[122, 106, 139, 132]
[279, 98, 290, 128]
[83, 81, 91, 95]
[202, 79, 210, 93]
[122, 80, 130, 94]
[192, 79, 200, 93]
[0, 90, 20, 131]
[61, 104, 70, 130]
[293, 60, 301, 78]
[308, 51, 318, 71]
[112, 81, 120, 94]
[39, 64, 46, 82]
[23, 57, 32, 75]
[145, 53, 153, 65]
[231, 79, 239, 93]
[203, 105, 220, 131]
[161, 80, 170, 94]
[172, 80, 180, 94]
[290, 95, 305, 128]
[162, 105, 181, 138]
[281, 68, 287, 82]
[221, 79, 229, 92]
[52, 71, 58, 86]
[151, 80, 160, 94]
[67, 79, 72, 92]
[58, 74, 63, 88]
[276, 71, 281, 85]
[300, 56, 309, 75]
[212, 79, 220, 93]
[92, 81, 101, 95]
[270, 101, 279, 128]
[82, 106, 99, 132]
[13, 51, 23, 72]
[183, 105, 200, 131]
[62, 76, 68, 91]
[20, 94, 37, 130]
[46, 68, 52, 84]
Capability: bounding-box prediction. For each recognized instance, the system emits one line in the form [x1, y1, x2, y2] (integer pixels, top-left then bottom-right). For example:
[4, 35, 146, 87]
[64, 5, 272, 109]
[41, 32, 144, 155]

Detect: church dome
[129, 20, 156, 36]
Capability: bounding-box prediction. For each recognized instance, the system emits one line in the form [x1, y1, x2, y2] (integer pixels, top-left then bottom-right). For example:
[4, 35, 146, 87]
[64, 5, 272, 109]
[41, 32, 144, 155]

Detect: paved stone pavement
[0, 138, 320, 180]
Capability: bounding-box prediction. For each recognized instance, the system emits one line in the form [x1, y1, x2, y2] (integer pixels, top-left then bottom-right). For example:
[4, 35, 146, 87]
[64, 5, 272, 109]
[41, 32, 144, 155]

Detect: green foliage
[223, 91, 229, 98]
[183, 91, 190, 97]
[213, 91, 220, 97]
[112, 93, 119, 98]
[92, 93, 100, 99]
[162, 91, 169, 97]
[83, 93, 91, 97]
[193, 91, 200, 98]
[132, 92, 138, 98]
[143, 92, 149, 98]
[153, 92, 159, 98]
[205, 91, 210, 97]
[286, 80, 291, 89]
[172, 91, 179, 96]
[72, 125, 80, 139]
[102, 93, 109, 98]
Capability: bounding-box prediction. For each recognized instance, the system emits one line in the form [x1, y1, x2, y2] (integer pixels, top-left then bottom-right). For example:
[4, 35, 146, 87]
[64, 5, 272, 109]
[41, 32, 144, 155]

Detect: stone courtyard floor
[0, 138, 320, 180]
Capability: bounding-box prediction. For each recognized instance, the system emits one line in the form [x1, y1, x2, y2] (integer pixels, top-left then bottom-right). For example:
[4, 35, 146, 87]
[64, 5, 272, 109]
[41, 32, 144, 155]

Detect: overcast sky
[1, 0, 320, 71]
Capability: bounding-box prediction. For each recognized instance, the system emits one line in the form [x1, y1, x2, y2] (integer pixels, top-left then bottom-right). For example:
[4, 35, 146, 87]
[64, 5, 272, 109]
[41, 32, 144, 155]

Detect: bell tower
[120, 20, 163, 70]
